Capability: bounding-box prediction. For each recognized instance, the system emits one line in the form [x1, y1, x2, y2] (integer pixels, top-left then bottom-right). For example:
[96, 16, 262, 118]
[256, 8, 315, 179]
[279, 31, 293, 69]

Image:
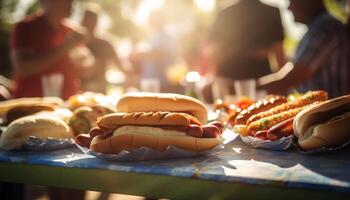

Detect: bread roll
[116, 92, 208, 124]
[69, 105, 115, 135]
[293, 95, 350, 150]
[34, 108, 73, 123]
[90, 126, 222, 154]
[0, 115, 73, 150]
[4, 104, 55, 125]
[97, 112, 201, 130]
[0, 97, 63, 117]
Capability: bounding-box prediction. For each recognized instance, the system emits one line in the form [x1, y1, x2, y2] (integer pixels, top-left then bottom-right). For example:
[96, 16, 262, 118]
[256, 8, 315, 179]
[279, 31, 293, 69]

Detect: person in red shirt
[10, 0, 87, 100]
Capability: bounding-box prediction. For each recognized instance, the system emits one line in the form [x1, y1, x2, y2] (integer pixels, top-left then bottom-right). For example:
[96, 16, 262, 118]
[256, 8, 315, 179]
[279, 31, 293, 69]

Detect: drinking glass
[233, 79, 256, 99]
[211, 77, 232, 101]
[41, 73, 64, 97]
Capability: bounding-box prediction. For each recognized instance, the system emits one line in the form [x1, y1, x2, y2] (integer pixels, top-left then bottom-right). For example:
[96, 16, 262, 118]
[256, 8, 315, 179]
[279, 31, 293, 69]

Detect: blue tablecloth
[0, 133, 350, 193]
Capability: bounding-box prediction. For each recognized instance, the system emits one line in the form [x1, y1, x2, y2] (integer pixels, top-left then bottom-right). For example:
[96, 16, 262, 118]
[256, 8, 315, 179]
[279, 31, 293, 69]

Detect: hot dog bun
[90, 126, 222, 154]
[294, 95, 350, 150]
[116, 92, 208, 124]
[0, 115, 73, 150]
[0, 97, 63, 117]
[97, 111, 201, 130]
[4, 104, 56, 125]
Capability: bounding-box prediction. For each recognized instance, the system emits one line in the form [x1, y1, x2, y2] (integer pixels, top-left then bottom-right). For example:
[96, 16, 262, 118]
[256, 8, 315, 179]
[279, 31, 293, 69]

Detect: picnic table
[0, 132, 349, 200]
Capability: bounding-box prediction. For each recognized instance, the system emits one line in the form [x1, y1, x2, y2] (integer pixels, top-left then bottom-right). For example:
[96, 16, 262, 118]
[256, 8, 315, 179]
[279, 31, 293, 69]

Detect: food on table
[286, 91, 302, 102]
[233, 124, 248, 137]
[0, 115, 73, 150]
[294, 94, 350, 150]
[233, 95, 287, 125]
[69, 105, 115, 136]
[235, 97, 254, 110]
[66, 92, 114, 110]
[116, 92, 208, 124]
[266, 117, 294, 141]
[88, 112, 223, 153]
[213, 99, 242, 124]
[4, 104, 56, 125]
[213, 99, 241, 114]
[246, 103, 317, 137]
[75, 92, 223, 154]
[32, 108, 73, 124]
[247, 90, 328, 124]
[233, 90, 329, 141]
[0, 97, 63, 117]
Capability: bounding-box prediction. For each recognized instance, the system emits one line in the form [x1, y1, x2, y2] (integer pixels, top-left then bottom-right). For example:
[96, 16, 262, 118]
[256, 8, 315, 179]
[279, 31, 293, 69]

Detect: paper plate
[293, 138, 350, 154]
[21, 136, 75, 151]
[240, 135, 294, 151]
[74, 138, 224, 162]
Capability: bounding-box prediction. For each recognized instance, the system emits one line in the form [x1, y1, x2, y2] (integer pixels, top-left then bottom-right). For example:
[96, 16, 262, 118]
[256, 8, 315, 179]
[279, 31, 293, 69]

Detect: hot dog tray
[74, 128, 236, 161]
[21, 136, 75, 151]
[293, 138, 350, 155]
[75, 143, 223, 161]
[0, 125, 74, 151]
[240, 135, 294, 151]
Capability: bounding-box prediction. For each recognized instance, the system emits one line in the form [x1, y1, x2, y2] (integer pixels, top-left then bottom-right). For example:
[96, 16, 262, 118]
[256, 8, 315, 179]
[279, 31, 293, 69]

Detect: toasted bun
[116, 92, 208, 124]
[0, 115, 73, 150]
[0, 97, 63, 117]
[97, 111, 201, 130]
[90, 128, 222, 154]
[294, 95, 350, 150]
[4, 104, 55, 125]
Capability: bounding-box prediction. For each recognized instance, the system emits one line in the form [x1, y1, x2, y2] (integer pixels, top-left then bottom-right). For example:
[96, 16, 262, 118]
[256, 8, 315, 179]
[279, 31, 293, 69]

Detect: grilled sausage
[247, 91, 328, 124]
[234, 96, 287, 125]
[267, 117, 294, 140]
[247, 104, 313, 136]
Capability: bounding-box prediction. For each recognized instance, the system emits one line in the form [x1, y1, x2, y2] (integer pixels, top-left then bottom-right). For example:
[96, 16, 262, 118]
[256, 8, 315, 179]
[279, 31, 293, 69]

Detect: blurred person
[258, 0, 350, 98]
[10, 0, 90, 100]
[81, 9, 130, 94]
[139, 10, 178, 92]
[182, 22, 214, 76]
[9, 0, 88, 199]
[209, 0, 286, 81]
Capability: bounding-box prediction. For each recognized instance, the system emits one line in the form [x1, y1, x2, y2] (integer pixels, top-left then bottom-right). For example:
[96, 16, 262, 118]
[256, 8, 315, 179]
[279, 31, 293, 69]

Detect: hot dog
[75, 112, 224, 152]
[247, 91, 328, 125]
[233, 96, 286, 125]
[74, 92, 224, 153]
[4, 104, 56, 125]
[294, 94, 350, 150]
[247, 103, 318, 136]
[266, 117, 294, 140]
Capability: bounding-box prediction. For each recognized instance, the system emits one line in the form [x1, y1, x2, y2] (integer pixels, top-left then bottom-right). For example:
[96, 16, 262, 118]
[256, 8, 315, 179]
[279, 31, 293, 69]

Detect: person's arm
[106, 43, 135, 74]
[11, 32, 85, 77]
[258, 62, 313, 94]
[270, 41, 286, 70]
[258, 23, 338, 94]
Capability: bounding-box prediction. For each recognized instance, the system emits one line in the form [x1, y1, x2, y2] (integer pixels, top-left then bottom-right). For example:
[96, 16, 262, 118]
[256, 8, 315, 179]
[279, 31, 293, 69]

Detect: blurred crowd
[0, 0, 349, 104]
[0, 0, 350, 199]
